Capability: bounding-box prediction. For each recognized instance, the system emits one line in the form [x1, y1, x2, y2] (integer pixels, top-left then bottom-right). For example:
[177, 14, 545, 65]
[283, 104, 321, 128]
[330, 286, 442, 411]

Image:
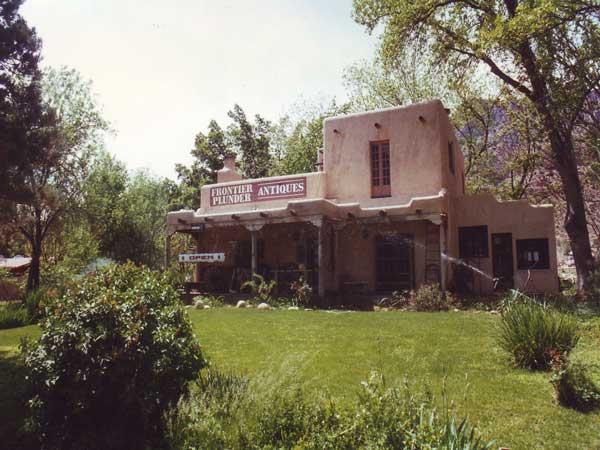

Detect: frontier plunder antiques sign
[210, 177, 306, 206]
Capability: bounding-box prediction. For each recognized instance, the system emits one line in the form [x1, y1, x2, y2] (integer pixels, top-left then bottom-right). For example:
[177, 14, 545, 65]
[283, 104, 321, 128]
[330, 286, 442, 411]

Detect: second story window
[448, 141, 455, 175]
[371, 141, 391, 198]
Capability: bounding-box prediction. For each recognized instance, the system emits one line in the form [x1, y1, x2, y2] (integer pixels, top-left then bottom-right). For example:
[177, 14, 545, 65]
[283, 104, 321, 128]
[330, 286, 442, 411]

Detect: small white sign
[178, 253, 225, 263]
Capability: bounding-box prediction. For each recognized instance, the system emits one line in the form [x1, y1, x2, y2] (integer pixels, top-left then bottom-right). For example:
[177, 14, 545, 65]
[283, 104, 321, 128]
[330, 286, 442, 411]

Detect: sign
[210, 177, 306, 207]
[178, 253, 225, 263]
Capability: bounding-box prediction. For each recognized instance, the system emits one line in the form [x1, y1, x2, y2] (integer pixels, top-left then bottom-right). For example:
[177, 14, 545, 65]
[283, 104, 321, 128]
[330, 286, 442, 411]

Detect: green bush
[22, 262, 206, 450]
[166, 370, 493, 449]
[193, 294, 224, 308]
[551, 360, 600, 412]
[23, 289, 49, 322]
[241, 274, 277, 305]
[498, 297, 580, 370]
[409, 283, 456, 311]
[0, 304, 30, 329]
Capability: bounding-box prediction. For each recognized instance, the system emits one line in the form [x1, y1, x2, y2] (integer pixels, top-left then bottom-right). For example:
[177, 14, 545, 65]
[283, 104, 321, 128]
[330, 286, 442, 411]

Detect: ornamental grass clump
[22, 262, 206, 450]
[0, 303, 30, 329]
[498, 296, 579, 370]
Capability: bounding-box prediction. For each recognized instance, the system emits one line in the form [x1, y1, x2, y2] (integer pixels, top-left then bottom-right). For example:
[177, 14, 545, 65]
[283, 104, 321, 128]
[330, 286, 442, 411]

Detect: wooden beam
[250, 229, 257, 277]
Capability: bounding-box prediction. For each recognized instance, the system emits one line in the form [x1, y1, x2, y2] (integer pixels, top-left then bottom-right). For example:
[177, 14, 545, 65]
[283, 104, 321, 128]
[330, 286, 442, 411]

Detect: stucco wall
[323, 101, 449, 206]
[336, 221, 428, 292]
[450, 194, 559, 293]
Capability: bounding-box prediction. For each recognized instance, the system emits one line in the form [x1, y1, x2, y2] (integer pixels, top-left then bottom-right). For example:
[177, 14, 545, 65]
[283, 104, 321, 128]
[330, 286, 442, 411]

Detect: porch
[166, 200, 450, 303]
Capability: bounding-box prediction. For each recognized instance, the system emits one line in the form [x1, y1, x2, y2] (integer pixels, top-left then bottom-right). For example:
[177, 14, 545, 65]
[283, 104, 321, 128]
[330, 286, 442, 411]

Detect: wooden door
[375, 233, 413, 291]
[492, 233, 514, 290]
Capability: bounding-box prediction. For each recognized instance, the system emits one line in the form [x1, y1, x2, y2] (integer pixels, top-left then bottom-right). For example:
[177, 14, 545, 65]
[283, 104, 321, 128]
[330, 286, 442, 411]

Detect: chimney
[217, 156, 242, 183]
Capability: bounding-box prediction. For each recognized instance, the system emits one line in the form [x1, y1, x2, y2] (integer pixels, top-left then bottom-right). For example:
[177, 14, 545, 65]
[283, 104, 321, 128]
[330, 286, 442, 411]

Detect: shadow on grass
[0, 350, 37, 450]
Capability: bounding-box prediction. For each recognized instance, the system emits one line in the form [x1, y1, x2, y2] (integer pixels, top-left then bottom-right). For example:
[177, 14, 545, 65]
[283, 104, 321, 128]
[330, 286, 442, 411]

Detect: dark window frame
[459, 225, 489, 259]
[516, 238, 550, 270]
[370, 141, 391, 198]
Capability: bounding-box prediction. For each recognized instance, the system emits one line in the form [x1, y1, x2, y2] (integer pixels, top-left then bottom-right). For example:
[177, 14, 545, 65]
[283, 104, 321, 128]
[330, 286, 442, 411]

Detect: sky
[21, 0, 378, 180]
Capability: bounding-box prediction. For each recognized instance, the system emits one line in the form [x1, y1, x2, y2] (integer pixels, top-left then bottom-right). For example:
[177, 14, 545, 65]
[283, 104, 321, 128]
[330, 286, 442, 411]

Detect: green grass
[1, 310, 599, 449]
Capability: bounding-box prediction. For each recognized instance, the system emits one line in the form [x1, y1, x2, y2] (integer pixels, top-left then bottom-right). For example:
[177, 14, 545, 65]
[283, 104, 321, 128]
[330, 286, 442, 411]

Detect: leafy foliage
[0, 304, 30, 330]
[498, 296, 580, 370]
[22, 263, 205, 450]
[166, 370, 493, 449]
[290, 277, 312, 307]
[408, 284, 456, 312]
[551, 359, 600, 412]
[241, 274, 277, 305]
[0, 0, 45, 203]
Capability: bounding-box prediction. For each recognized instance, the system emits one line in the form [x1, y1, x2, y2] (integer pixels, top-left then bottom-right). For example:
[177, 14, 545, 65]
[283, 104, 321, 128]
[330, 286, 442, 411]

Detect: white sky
[21, 0, 378, 180]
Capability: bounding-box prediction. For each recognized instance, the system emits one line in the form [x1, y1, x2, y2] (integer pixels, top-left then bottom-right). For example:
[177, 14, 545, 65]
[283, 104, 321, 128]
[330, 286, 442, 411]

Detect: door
[375, 233, 413, 291]
[492, 233, 514, 290]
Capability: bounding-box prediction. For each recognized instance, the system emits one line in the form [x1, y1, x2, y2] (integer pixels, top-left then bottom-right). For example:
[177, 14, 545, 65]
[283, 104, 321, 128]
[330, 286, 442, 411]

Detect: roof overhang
[167, 192, 447, 235]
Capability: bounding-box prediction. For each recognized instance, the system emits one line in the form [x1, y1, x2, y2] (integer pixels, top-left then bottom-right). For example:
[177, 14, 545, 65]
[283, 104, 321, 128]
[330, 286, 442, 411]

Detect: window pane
[458, 226, 489, 258]
[516, 239, 549, 270]
[381, 143, 390, 185]
[371, 144, 379, 186]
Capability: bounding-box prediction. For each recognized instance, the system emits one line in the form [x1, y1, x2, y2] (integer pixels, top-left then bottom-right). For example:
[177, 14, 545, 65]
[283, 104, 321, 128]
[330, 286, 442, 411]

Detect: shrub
[23, 288, 51, 322]
[193, 294, 224, 308]
[22, 262, 206, 450]
[290, 277, 312, 307]
[241, 274, 277, 304]
[166, 370, 494, 449]
[551, 360, 600, 412]
[0, 304, 30, 329]
[165, 368, 248, 449]
[498, 296, 580, 370]
[409, 283, 456, 311]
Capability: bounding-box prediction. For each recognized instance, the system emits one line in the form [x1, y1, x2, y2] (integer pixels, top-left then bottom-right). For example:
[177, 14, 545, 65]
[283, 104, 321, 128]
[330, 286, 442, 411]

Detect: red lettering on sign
[210, 177, 306, 206]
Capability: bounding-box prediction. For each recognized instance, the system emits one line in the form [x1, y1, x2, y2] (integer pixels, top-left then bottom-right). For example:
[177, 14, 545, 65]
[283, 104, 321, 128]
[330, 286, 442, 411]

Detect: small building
[167, 101, 558, 300]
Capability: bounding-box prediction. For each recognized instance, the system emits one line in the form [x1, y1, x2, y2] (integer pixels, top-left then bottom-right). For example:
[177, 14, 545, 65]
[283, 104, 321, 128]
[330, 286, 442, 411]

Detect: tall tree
[228, 104, 272, 178]
[0, 0, 47, 202]
[13, 67, 109, 291]
[272, 101, 351, 176]
[353, 0, 600, 291]
[175, 119, 233, 210]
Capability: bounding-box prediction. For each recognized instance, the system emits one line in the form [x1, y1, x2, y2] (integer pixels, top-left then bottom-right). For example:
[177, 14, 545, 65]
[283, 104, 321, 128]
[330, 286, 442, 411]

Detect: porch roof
[167, 190, 448, 234]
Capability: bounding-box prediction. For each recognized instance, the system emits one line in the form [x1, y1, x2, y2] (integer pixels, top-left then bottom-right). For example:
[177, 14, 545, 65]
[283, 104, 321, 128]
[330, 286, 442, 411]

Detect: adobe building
[166, 101, 559, 300]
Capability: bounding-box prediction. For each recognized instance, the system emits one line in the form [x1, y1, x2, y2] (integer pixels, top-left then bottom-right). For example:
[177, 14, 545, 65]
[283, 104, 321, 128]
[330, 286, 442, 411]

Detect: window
[370, 141, 391, 198]
[375, 234, 413, 291]
[448, 141, 455, 175]
[517, 239, 550, 270]
[459, 225, 489, 258]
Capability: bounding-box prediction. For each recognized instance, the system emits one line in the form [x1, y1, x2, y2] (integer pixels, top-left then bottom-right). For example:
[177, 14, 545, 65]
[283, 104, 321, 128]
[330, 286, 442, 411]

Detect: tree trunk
[27, 247, 41, 293]
[25, 211, 43, 293]
[549, 130, 595, 292]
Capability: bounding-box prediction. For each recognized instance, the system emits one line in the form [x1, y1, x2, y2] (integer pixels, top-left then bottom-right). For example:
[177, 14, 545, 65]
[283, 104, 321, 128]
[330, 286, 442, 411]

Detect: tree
[272, 101, 351, 176]
[174, 120, 233, 209]
[353, 0, 600, 291]
[13, 67, 109, 291]
[228, 104, 272, 178]
[0, 0, 46, 203]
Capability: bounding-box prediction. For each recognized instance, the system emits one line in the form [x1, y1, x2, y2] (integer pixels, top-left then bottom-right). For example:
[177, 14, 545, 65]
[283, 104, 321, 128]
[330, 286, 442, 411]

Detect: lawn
[1, 309, 599, 449]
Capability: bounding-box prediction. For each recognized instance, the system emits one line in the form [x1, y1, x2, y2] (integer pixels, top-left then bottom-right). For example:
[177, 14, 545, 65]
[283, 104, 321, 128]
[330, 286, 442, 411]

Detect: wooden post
[251, 229, 258, 277]
[194, 234, 202, 283]
[440, 222, 447, 293]
[309, 217, 325, 298]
